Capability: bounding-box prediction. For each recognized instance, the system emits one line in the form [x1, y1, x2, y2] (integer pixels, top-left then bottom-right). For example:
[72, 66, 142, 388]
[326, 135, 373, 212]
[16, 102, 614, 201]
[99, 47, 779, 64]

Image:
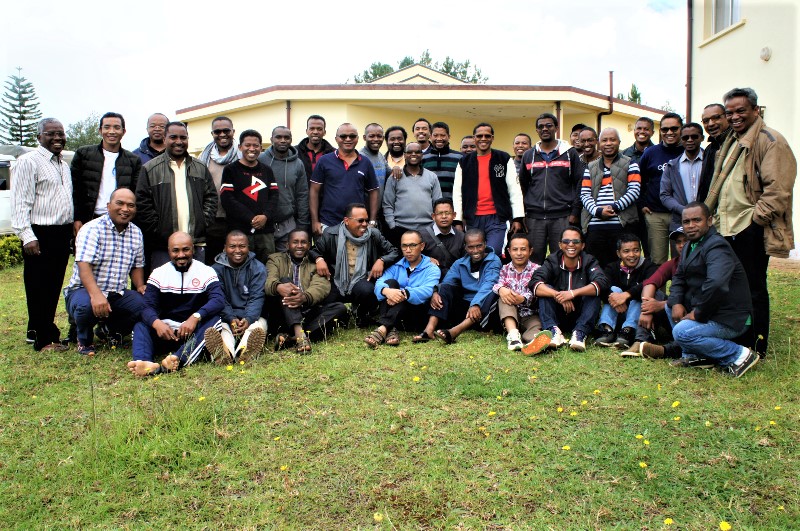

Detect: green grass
[0, 264, 797, 529]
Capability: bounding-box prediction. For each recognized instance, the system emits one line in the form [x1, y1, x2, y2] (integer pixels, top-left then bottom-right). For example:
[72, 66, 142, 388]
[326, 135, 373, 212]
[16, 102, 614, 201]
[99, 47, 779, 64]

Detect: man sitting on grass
[205, 230, 267, 364]
[530, 226, 609, 352]
[127, 232, 225, 376]
[491, 233, 551, 354]
[365, 230, 440, 348]
[414, 228, 501, 344]
[594, 234, 657, 350]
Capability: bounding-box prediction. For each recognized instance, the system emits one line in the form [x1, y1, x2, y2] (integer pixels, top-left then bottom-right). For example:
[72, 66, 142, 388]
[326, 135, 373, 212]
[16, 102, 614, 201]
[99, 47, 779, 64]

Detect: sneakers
[521, 330, 553, 356]
[726, 347, 760, 378]
[506, 330, 523, 351]
[236, 328, 265, 362]
[204, 327, 231, 365]
[669, 356, 715, 369]
[619, 341, 642, 358]
[569, 330, 586, 352]
[77, 343, 96, 357]
[549, 327, 566, 349]
[613, 327, 635, 350]
[595, 324, 616, 347]
[641, 342, 667, 359]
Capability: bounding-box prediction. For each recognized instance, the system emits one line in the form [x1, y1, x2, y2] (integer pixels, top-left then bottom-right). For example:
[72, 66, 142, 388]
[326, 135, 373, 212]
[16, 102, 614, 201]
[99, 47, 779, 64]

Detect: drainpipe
[597, 71, 614, 132]
[686, 0, 693, 121]
[286, 100, 292, 129]
[555, 101, 562, 139]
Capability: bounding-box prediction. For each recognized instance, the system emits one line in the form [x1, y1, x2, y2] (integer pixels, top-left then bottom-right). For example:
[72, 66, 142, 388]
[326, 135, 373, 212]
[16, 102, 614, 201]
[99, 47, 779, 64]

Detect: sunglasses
[347, 217, 368, 224]
[536, 123, 555, 130]
[681, 134, 701, 141]
[560, 238, 582, 245]
[338, 134, 358, 140]
[212, 128, 232, 136]
[474, 134, 493, 139]
[661, 126, 680, 133]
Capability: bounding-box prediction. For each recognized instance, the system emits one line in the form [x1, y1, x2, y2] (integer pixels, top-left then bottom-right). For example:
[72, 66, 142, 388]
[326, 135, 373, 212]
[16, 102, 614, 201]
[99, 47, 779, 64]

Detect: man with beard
[133, 113, 169, 164]
[296, 115, 335, 182]
[422, 121, 462, 198]
[385, 125, 407, 176]
[258, 126, 310, 252]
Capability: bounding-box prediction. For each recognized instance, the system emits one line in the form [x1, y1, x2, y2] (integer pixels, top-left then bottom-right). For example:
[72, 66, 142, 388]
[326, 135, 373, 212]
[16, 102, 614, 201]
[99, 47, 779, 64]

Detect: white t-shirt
[94, 149, 120, 214]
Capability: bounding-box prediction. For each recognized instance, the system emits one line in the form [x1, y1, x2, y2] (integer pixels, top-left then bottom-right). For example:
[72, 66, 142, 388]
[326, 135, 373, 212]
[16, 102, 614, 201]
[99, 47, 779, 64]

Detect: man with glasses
[309, 124, 380, 237]
[382, 142, 442, 247]
[421, 198, 466, 280]
[578, 127, 601, 165]
[697, 104, 731, 203]
[365, 230, 440, 347]
[519, 113, 585, 265]
[638, 112, 684, 264]
[198, 116, 239, 264]
[311, 203, 399, 326]
[660, 123, 705, 232]
[11, 118, 74, 351]
[133, 113, 169, 163]
[453, 122, 524, 254]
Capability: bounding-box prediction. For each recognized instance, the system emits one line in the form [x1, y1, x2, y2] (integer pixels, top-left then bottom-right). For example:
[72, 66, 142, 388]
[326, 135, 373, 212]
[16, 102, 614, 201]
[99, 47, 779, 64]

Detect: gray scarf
[334, 223, 372, 296]
[198, 142, 240, 165]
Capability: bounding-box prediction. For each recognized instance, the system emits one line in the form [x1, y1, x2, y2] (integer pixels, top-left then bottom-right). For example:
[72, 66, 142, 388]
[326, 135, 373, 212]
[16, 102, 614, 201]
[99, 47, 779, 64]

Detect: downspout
[286, 100, 292, 129]
[597, 71, 614, 131]
[686, 0, 693, 121]
[555, 101, 562, 139]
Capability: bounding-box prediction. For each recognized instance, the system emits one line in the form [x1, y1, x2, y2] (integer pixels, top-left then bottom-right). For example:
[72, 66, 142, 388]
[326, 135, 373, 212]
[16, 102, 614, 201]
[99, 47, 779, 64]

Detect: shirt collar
[433, 224, 453, 236]
[679, 149, 704, 163]
[36, 144, 61, 162]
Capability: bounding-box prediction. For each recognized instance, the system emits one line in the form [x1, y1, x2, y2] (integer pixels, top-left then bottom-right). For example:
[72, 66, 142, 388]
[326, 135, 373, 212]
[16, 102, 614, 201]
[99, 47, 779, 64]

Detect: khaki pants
[498, 300, 542, 342]
[644, 212, 672, 265]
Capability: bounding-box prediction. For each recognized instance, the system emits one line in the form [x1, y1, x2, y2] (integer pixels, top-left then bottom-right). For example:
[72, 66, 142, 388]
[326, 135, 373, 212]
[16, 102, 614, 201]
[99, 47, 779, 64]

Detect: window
[714, 0, 741, 33]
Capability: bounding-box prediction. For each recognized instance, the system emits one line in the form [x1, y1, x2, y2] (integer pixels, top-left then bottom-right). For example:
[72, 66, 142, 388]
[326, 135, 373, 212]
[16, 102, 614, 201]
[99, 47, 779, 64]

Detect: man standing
[71, 112, 142, 232]
[660, 123, 705, 231]
[220, 129, 279, 262]
[309, 124, 380, 236]
[697, 104, 731, 202]
[135, 122, 218, 267]
[310, 203, 399, 326]
[382, 142, 442, 246]
[512, 133, 532, 174]
[420, 198, 466, 280]
[453, 122, 524, 253]
[519, 113, 584, 265]
[127, 232, 225, 376]
[360, 123, 391, 193]
[668, 202, 758, 376]
[412, 118, 432, 153]
[296, 115, 335, 182]
[460, 136, 477, 155]
[11, 118, 73, 352]
[64, 189, 146, 356]
[198, 116, 239, 264]
[622, 117, 655, 166]
[132, 113, 169, 164]
[638, 112, 684, 264]
[385, 126, 407, 173]
[422, 121, 462, 199]
[258, 126, 310, 252]
[570, 123, 588, 149]
[705, 87, 797, 355]
[578, 127, 601, 165]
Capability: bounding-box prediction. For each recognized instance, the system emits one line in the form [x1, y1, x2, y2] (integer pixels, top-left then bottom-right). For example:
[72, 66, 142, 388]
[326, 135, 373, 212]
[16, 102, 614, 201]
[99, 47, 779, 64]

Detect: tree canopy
[354, 50, 488, 84]
[65, 113, 102, 151]
[0, 67, 43, 146]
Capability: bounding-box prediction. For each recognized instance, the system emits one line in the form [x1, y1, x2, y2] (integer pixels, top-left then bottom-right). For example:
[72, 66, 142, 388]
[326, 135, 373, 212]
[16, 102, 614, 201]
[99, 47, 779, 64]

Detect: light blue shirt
[678, 149, 704, 203]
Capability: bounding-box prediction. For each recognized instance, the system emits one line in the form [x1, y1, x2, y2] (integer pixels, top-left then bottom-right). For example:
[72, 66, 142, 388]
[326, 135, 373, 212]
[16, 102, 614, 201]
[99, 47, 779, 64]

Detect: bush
[0, 234, 23, 269]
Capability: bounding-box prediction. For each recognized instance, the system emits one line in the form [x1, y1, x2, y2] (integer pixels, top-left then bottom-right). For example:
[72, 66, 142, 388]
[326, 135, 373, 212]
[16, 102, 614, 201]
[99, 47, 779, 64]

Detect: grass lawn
[0, 262, 797, 529]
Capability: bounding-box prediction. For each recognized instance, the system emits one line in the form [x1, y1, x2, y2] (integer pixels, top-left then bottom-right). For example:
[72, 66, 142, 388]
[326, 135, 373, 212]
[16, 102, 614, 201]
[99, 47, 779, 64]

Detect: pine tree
[0, 67, 43, 146]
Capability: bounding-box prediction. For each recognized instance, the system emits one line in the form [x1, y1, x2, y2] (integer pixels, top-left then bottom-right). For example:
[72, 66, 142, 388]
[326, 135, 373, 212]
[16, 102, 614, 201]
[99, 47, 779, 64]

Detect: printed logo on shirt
[493, 164, 505, 179]
[192, 277, 201, 287]
[529, 160, 571, 169]
[243, 176, 267, 201]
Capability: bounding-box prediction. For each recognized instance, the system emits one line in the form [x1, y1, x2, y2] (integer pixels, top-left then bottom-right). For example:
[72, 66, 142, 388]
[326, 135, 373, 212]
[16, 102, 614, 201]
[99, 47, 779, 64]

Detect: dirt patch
[770, 258, 800, 274]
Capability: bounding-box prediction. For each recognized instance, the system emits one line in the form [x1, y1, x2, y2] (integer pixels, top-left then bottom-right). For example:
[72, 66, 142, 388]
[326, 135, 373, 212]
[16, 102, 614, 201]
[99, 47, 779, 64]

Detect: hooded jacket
[132, 137, 164, 164]
[258, 145, 310, 231]
[212, 251, 267, 324]
[295, 137, 335, 181]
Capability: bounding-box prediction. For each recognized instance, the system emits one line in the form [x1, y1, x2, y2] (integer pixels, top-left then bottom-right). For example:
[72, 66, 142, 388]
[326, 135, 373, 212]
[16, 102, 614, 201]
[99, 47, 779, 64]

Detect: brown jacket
[265, 252, 331, 305]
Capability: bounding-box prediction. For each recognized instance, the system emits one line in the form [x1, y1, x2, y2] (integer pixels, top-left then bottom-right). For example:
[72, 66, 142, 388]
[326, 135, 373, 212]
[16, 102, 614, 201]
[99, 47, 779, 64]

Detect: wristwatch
[191, 312, 202, 321]
[368, 220, 377, 227]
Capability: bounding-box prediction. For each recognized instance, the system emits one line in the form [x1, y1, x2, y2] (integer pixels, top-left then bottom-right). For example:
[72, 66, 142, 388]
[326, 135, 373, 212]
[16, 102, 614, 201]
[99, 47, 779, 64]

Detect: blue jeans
[538, 292, 601, 336]
[132, 316, 222, 367]
[672, 318, 748, 366]
[470, 214, 508, 256]
[598, 286, 641, 330]
[65, 288, 145, 346]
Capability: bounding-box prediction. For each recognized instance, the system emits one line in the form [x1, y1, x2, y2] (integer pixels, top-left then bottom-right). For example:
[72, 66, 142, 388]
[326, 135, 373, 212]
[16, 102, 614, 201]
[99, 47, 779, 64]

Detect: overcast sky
[1, 0, 686, 151]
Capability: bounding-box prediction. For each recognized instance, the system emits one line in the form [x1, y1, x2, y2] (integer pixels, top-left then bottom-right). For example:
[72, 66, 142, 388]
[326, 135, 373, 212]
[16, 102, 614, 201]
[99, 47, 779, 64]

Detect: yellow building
[690, 0, 799, 255]
[175, 64, 664, 156]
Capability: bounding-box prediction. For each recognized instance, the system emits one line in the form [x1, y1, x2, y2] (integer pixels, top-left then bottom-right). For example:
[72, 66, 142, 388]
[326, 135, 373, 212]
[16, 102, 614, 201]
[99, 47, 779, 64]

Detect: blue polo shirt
[311, 150, 379, 226]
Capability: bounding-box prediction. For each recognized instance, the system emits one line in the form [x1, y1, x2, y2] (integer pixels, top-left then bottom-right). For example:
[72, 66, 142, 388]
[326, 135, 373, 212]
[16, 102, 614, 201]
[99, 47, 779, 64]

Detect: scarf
[198, 142, 240, 166]
[704, 133, 744, 213]
[334, 223, 372, 296]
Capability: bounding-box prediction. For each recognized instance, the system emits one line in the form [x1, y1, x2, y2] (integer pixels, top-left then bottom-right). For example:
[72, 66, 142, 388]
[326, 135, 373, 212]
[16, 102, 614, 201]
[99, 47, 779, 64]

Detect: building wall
[692, 0, 799, 255]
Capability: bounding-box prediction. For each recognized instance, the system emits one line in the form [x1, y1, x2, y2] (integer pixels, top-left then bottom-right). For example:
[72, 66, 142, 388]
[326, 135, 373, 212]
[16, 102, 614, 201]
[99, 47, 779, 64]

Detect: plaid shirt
[492, 261, 539, 317]
[64, 214, 144, 296]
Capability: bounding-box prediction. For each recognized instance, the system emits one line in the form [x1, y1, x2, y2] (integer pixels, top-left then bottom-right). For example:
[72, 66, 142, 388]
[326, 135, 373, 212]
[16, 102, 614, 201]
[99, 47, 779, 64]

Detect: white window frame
[713, 0, 741, 34]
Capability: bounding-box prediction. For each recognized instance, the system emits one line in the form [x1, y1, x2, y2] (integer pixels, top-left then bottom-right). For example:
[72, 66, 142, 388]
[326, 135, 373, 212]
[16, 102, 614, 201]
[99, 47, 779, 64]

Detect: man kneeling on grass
[127, 232, 225, 376]
[365, 230, 440, 347]
[414, 228, 501, 344]
[529, 226, 609, 352]
[206, 230, 267, 364]
[491, 233, 552, 354]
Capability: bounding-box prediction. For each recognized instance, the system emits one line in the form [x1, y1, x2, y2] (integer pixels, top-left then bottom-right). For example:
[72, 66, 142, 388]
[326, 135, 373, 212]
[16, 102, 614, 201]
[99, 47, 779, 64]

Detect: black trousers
[265, 293, 349, 340]
[375, 278, 429, 330]
[24, 224, 72, 350]
[727, 222, 770, 354]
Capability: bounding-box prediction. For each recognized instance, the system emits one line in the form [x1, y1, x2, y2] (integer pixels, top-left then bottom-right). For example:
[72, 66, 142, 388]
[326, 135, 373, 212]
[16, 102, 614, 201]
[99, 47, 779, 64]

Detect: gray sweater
[382, 167, 442, 229]
[258, 146, 310, 233]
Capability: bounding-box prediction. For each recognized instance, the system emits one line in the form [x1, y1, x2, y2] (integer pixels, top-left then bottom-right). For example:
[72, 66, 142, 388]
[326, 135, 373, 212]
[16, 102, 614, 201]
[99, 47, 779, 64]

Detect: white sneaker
[549, 327, 566, 349]
[569, 330, 586, 352]
[506, 329, 523, 351]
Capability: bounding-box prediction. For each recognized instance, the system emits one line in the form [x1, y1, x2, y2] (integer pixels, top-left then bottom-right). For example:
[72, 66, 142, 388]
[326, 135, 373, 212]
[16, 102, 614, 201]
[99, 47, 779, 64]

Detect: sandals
[434, 329, 455, 345]
[274, 332, 290, 351]
[385, 328, 400, 346]
[364, 328, 386, 349]
[295, 335, 312, 354]
[412, 331, 433, 343]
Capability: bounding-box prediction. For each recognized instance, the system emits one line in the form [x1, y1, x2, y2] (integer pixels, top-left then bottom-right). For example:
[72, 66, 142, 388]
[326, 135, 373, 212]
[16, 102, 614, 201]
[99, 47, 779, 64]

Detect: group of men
[9, 85, 795, 378]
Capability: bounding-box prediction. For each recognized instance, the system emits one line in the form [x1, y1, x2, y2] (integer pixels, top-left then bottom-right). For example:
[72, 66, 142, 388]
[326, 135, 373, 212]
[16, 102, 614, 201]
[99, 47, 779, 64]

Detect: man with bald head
[64, 188, 146, 356]
[128, 231, 225, 376]
[133, 113, 169, 163]
[579, 127, 641, 266]
[309, 123, 380, 237]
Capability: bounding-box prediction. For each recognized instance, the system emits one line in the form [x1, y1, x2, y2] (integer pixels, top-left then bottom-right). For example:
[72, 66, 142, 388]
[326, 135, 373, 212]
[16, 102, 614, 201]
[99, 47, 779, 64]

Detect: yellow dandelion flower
[557, 407, 564, 413]
[644, 440, 650, 445]
[562, 445, 571, 451]
[774, 406, 781, 410]
[705, 421, 712, 427]
[153, 376, 159, 381]
[504, 368, 510, 373]
[642, 395, 649, 399]
[778, 506, 784, 511]
[409, 361, 415, 367]
[31, 395, 37, 399]
[374, 513, 384, 522]
[639, 461, 648, 468]
[719, 521, 732, 531]
[593, 389, 601, 394]
[754, 425, 762, 431]
[570, 411, 577, 416]
[274, 436, 280, 441]
[635, 434, 644, 439]
[496, 396, 503, 401]
[412, 376, 420, 382]
[280, 465, 288, 471]
[529, 416, 538, 421]
[485, 375, 492, 381]
[664, 517, 674, 525]
[421, 366, 427, 370]
[488, 411, 496, 416]
[672, 401, 680, 408]
[529, 375, 538, 380]
[226, 365, 233, 371]
[769, 420, 776, 425]
[581, 400, 588, 405]
[657, 384, 662, 391]
[477, 426, 486, 432]
[198, 396, 206, 401]
[673, 416, 680, 421]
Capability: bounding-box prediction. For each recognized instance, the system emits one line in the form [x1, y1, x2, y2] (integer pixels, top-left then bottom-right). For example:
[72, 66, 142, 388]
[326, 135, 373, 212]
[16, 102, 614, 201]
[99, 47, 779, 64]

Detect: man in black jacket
[668, 202, 758, 377]
[71, 112, 142, 232]
[295, 115, 335, 182]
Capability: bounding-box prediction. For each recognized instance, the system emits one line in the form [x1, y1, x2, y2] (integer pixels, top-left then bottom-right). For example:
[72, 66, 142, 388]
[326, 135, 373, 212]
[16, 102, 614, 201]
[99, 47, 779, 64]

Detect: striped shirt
[11, 145, 74, 244]
[64, 214, 145, 296]
[580, 162, 641, 229]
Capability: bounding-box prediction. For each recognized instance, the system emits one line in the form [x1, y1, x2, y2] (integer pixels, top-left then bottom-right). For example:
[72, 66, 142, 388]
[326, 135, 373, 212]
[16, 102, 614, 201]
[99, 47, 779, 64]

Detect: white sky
[0, 0, 686, 151]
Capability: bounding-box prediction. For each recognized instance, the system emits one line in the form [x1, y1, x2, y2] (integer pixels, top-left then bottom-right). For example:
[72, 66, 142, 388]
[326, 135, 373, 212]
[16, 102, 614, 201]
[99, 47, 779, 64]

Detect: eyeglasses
[212, 128, 232, 136]
[405, 150, 422, 155]
[338, 134, 358, 140]
[681, 134, 701, 141]
[347, 217, 368, 224]
[560, 238, 582, 245]
[536, 123, 555, 130]
[435, 210, 454, 216]
[701, 114, 723, 124]
[147, 124, 166, 130]
[474, 134, 493, 139]
[400, 243, 420, 249]
[660, 126, 680, 133]
[41, 131, 66, 138]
